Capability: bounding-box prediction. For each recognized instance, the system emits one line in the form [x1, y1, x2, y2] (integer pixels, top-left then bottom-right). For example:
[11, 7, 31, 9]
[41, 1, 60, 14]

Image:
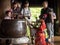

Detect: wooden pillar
[0, 0, 11, 44]
[56, 0, 60, 35]
[58, 1, 60, 34]
[0, 0, 11, 19]
[57, 0, 60, 21]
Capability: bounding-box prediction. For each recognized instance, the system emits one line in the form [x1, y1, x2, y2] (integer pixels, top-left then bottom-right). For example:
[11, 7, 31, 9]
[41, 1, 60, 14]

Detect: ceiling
[11, 0, 57, 7]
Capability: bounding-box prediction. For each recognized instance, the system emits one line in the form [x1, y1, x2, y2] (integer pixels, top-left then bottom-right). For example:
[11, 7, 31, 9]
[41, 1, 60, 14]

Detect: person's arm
[28, 9, 31, 19]
[49, 12, 56, 20]
[30, 10, 31, 17]
[18, 9, 24, 18]
[39, 9, 43, 19]
[21, 9, 23, 15]
[48, 8, 56, 19]
[53, 13, 56, 19]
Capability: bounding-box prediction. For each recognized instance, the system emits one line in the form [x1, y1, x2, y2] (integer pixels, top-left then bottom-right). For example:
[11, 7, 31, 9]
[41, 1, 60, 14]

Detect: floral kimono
[35, 20, 46, 45]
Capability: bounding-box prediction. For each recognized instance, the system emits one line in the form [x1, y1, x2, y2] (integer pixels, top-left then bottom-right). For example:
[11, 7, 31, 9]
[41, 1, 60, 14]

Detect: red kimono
[35, 20, 46, 45]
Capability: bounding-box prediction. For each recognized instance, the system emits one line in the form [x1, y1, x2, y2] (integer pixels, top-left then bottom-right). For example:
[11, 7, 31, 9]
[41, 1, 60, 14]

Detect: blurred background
[0, 0, 60, 45]
[10, 0, 59, 36]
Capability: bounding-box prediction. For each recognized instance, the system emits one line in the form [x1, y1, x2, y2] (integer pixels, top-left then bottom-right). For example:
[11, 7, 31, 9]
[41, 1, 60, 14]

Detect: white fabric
[21, 8, 31, 16]
[4, 16, 11, 19]
[12, 37, 29, 44]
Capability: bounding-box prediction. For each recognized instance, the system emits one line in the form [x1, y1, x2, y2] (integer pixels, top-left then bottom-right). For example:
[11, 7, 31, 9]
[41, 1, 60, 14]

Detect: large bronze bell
[0, 19, 27, 38]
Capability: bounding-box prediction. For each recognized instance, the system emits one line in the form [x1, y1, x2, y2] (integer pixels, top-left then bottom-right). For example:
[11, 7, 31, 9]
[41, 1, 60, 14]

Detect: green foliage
[30, 7, 42, 21]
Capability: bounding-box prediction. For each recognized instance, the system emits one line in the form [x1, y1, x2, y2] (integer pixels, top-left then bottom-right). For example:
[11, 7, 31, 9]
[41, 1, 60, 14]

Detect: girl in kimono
[35, 19, 46, 45]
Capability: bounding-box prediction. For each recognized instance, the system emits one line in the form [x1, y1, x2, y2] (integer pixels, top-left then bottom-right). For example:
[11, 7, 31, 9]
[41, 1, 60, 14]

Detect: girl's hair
[24, 1, 29, 4]
[5, 11, 12, 15]
[13, 2, 17, 5]
[42, 0, 48, 4]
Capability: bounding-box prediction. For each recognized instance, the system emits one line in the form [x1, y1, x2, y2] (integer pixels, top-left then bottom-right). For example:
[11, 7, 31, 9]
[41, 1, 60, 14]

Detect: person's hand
[18, 15, 24, 19]
[11, 17, 14, 20]
[40, 19, 44, 22]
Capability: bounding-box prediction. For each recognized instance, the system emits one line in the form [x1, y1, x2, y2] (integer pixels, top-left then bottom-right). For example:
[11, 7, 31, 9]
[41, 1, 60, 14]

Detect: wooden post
[57, 0, 60, 35]
[0, 0, 11, 45]
[0, 0, 11, 19]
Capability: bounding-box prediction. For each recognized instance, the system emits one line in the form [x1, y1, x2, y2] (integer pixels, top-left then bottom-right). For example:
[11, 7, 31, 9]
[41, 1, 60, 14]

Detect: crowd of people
[3, 1, 56, 45]
[4, 1, 31, 20]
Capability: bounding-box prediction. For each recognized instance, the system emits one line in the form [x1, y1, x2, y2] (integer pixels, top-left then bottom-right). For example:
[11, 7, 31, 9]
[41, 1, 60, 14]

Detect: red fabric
[35, 20, 46, 45]
[39, 20, 46, 32]
[43, 14, 47, 18]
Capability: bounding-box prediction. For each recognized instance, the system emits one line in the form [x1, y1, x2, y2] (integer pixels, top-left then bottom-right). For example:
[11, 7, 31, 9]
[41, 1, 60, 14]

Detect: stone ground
[30, 36, 60, 45]
[54, 36, 60, 45]
[0, 36, 60, 45]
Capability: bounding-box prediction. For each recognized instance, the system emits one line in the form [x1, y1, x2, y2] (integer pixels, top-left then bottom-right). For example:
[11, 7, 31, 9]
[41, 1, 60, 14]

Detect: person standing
[16, 2, 23, 19]
[21, 1, 31, 42]
[12, 2, 22, 19]
[50, 8, 56, 43]
[39, 1, 56, 45]
[21, 1, 31, 20]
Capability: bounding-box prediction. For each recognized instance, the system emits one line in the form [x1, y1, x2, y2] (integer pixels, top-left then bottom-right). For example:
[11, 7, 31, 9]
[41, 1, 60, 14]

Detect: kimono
[35, 20, 46, 45]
